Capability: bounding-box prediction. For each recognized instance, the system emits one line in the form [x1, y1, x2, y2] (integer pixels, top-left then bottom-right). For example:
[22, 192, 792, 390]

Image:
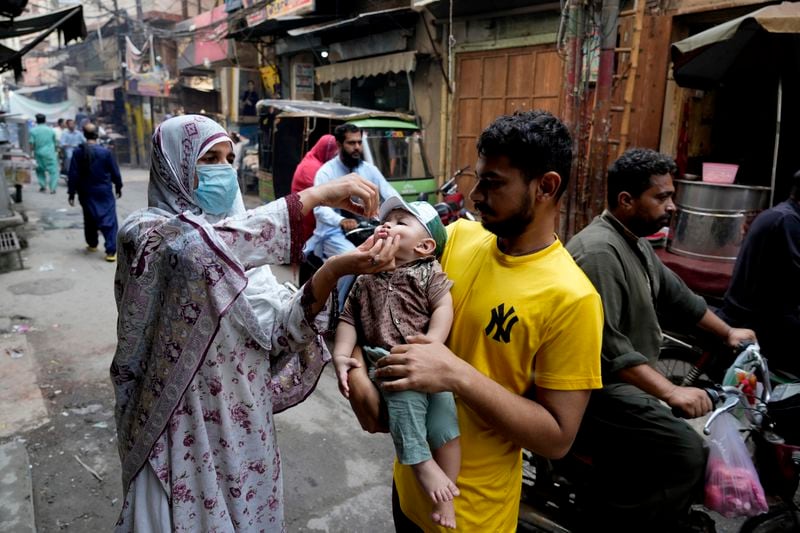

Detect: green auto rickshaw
[254, 99, 436, 203]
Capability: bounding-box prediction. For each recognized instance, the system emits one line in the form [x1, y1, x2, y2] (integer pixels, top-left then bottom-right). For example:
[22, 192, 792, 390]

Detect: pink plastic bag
[704, 412, 768, 517]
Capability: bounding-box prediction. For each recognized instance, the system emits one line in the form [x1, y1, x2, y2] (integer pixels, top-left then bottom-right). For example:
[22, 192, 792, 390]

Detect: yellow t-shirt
[394, 220, 603, 532]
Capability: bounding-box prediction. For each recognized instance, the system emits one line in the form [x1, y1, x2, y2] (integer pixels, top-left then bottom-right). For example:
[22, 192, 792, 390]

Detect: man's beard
[340, 150, 361, 169]
[628, 214, 672, 238]
[477, 190, 534, 239]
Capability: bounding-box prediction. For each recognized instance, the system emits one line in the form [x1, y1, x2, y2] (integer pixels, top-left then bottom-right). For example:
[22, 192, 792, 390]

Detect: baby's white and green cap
[379, 196, 447, 258]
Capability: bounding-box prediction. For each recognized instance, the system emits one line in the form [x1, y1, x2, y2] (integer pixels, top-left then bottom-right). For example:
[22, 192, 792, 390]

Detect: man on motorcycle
[305, 123, 399, 308]
[717, 169, 800, 378]
[566, 148, 757, 532]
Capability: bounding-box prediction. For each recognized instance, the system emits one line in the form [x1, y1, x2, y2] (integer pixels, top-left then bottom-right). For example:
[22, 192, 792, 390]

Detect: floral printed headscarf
[148, 114, 233, 215]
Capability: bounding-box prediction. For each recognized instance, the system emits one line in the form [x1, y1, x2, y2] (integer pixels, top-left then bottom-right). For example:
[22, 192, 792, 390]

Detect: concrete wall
[410, 14, 446, 182]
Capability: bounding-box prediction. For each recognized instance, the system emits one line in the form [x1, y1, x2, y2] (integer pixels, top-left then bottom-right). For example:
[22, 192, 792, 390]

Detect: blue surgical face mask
[194, 163, 238, 216]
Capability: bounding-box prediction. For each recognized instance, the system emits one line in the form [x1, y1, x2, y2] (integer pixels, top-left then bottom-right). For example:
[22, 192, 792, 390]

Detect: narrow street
[0, 169, 394, 532]
[0, 170, 788, 533]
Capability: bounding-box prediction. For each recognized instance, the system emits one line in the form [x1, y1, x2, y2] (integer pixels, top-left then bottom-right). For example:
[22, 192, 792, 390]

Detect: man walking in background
[67, 123, 122, 262]
[53, 118, 65, 142]
[75, 107, 89, 129]
[60, 119, 85, 178]
[29, 113, 60, 194]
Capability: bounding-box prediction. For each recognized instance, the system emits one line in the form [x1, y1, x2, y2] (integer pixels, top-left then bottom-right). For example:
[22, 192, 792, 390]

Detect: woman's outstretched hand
[310, 234, 400, 318]
[300, 174, 380, 218]
[327, 234, 400, 277]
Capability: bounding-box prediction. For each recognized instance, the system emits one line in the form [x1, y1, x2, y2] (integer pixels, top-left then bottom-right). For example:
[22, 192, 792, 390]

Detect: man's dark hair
[334, 123, 361, 144]
[78, 125, 97, 177]
[83, 122, 98, 140]
[57, 118, 64, 127]
[476, 110, 573, 199]
[35, 113, 46, 124]
[791, 170, 800, 200]
[607, 148, 677, 208]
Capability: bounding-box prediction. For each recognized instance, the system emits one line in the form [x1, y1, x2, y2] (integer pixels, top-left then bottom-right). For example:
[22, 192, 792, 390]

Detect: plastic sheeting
[254, 98, 415, 122]
[8, 91, 79, 122]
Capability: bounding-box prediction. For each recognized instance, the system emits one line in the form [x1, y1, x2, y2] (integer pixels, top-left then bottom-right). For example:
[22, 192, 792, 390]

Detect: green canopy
[348, 118, 419, 130]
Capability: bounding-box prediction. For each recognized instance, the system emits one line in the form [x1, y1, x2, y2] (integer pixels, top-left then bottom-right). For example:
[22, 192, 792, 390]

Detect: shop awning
[227, 15, 331, 41]
[0, 5, 86, 80]
[95, 81, 122, 101]
[315, 50, 417, 84]
[0, 5, 85, 40]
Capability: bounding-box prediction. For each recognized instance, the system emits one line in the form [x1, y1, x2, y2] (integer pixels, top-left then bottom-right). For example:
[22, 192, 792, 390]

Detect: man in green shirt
[29, 113, 61, 194]
[566, 148, 756, 531]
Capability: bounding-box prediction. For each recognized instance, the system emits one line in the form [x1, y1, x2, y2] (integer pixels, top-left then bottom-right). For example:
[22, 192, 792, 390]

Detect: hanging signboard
[266, 0, 314, 19]
[247, 9, 267, 27]
[293, 62, 314, 99]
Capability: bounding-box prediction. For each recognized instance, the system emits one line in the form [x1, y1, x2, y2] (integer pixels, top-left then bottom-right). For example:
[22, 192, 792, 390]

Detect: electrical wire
[447, 0, 454, 94]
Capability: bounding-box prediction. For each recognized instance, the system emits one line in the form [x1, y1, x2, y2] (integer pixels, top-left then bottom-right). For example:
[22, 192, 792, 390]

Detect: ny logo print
[485, 303, 519, 343]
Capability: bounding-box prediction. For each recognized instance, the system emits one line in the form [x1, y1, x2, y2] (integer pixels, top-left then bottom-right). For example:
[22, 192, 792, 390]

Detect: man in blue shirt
[75, 107, 89, 129]
[305, 123, 400, 307]
[60, 119, 85, 177]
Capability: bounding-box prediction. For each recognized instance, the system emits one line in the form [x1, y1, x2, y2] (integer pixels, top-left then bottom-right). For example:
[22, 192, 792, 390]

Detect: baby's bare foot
[412, 459, 460, 503]
[432, 500, 456, 529]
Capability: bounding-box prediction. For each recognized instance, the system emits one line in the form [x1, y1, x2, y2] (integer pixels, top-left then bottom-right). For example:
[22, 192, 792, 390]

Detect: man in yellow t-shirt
[348, 110, 603, 531]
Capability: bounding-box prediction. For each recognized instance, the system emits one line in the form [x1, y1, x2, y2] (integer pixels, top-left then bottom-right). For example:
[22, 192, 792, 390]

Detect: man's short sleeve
[534, 290, 603, 391]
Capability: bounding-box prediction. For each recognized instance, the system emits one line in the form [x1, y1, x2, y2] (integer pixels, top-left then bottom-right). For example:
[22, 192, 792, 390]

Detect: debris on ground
[5, 346, 25, 358]
[74, 454, 103, 482]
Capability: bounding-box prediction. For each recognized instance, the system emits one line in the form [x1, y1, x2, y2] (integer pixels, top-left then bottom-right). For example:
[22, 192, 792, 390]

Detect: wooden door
[451, 45, 563, 197]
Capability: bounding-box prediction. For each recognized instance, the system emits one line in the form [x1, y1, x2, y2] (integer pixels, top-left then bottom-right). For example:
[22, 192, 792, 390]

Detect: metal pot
[672, 179, 771, 213]
[667, 180, 771, 262]
[668, 208, 755, 262]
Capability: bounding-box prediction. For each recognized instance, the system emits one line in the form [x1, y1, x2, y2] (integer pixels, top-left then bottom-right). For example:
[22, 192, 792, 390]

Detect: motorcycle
[518, 344, 800, 533]
[700, 346, 800, 532]
[416, 165, 476, 224]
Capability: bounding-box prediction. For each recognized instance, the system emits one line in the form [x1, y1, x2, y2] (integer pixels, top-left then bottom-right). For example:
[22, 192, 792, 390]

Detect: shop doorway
[450, 44, 563, 203]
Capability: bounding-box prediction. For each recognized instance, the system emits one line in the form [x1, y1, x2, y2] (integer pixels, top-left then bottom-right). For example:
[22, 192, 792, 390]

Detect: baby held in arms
[333, 198, 461, 528]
